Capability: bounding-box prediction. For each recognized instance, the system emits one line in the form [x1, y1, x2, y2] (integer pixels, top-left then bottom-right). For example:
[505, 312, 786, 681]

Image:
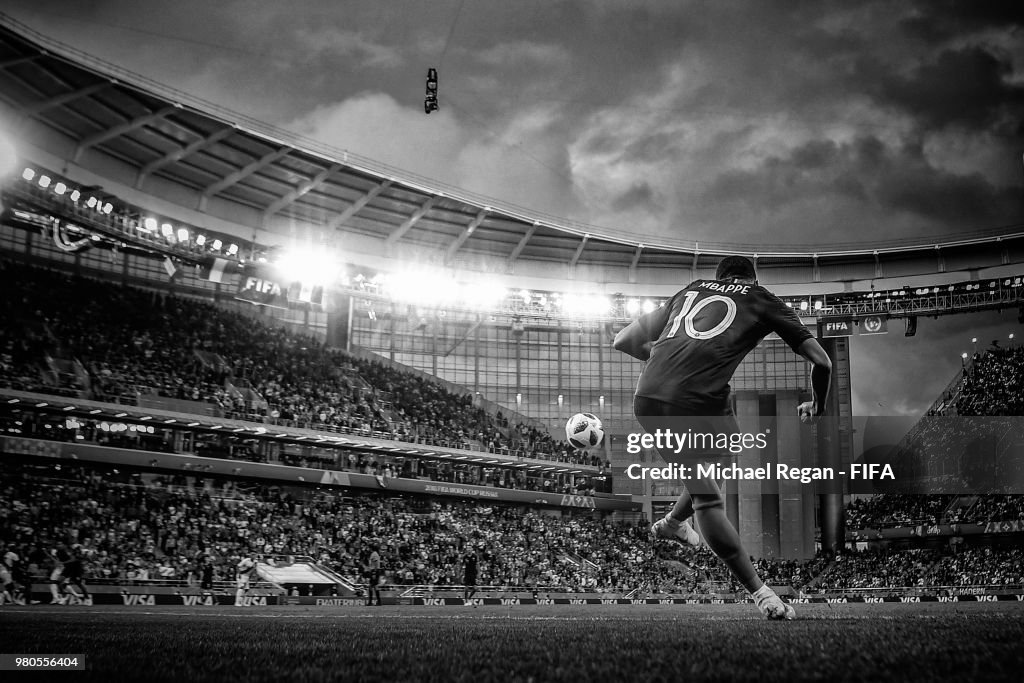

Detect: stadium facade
[1, 17, 1022, 560]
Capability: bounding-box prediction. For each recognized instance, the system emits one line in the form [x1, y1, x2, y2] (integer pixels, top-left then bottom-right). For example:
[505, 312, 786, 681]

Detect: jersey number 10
[665, 292, 737, 340]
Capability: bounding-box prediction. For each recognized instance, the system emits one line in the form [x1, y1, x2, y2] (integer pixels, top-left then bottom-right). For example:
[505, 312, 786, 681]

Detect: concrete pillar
[734, 390, 764, 557]
[775, 390, 809, 558]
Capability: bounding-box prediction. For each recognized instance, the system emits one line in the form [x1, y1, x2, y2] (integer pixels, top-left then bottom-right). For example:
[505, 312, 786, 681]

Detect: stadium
[0, 4, 1022, 682]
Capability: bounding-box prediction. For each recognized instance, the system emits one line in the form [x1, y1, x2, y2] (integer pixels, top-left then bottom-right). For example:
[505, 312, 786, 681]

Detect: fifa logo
[243, 277, 282, 295]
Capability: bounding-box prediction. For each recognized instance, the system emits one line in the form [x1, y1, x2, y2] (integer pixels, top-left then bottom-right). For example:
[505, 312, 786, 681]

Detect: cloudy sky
[2, 0, 1023, 415]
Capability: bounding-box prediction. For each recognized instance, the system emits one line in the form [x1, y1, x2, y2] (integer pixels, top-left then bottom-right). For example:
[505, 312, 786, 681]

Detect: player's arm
[763, 292, 832, 422]
[795, 338, 832, 422]
[612, 321, 655, 361]
[613, 297, 674, 361]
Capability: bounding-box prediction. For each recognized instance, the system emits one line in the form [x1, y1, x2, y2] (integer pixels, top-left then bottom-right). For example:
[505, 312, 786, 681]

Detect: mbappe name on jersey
[698, 281, 751, 295]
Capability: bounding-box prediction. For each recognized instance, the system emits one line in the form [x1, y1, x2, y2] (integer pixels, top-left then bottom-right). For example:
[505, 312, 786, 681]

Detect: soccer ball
[565, 413, 604, 452]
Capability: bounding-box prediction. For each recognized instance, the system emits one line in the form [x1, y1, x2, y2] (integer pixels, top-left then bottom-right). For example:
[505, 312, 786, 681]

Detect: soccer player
[235, 555, 257, 605]
[364, 543, 382, 607]
[61, 546, 92, 605]
[0, 551, 25, 605]
[462, 550, 478, 602]
[614, 255, 832, 620]
[48, 544, 71, 605]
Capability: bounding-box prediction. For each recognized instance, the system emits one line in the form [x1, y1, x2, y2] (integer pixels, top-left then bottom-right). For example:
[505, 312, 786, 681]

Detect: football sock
[752, 584, 776, 603]
[694, 504, 762, 594]
[668, 492, 694, 523]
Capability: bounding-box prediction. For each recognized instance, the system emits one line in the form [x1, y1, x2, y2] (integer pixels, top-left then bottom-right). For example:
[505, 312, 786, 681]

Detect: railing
[23, 577, 280, 590]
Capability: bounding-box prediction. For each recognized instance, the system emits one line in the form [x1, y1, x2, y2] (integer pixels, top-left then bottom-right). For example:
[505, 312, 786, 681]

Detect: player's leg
[74, 578, 91, 605]
[49, 568, 64, 604]
[690, 478, 794, 620]
[235, 577, 247, 604]
[634, 396, 700, 545]
[76, 581, 92, 606]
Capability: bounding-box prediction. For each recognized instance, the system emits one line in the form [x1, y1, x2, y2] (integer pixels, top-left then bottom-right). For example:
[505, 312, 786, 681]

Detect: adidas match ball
[566, 412, 604, 452]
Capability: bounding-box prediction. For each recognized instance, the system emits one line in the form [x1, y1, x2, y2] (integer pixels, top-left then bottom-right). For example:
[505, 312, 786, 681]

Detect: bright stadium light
[177, 227, 189, 242]
[463, 280, 507, 309]
[102, 203, 113, 214]
[386, 268, 459, 306]
[227, 243, 239, 255]
[211, 239, 223, 251]
[276, 247, 337, 286]
[518, 289, 531, 301]
[69, 189, 80, 202]
[626, 299, 640, 315]
[53, 182, 67, 195]
[22, 167, 35, 181]
[161, 223, 174, 238]
[86, 197, 97, 208]
[642, 300, 655, 314]
[38, 175, 51, 189]
[195, 234, 206, 247]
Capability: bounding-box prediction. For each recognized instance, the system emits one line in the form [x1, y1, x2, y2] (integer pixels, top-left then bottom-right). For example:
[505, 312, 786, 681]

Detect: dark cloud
[610, 182, 659, 213]
[620, 131, 684, 165]
[700, 135, 1022, 237]
[862, 47, 1024, 132]
[900, 0, 1024, 43]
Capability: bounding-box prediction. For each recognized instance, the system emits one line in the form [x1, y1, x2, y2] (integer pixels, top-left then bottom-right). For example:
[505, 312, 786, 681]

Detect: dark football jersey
[634, 279, 813, 409]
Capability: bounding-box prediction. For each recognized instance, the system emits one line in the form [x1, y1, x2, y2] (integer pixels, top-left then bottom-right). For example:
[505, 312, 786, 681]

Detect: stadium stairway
[802, 559, 839, 590]
[945, 495, 980, 523]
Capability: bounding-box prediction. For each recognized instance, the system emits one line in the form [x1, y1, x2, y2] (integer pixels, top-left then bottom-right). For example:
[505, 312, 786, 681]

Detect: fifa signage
[236, 275, 287, 308]
[821, 317, 854, 338]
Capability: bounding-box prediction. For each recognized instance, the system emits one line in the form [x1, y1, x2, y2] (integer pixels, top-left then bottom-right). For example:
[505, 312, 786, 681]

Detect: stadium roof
[1, 16, 1022, 287]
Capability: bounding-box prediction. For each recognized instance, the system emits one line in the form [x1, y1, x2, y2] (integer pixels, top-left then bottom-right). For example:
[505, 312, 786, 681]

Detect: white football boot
[650, 515, 701, 547]
[753, 585, 796, 620]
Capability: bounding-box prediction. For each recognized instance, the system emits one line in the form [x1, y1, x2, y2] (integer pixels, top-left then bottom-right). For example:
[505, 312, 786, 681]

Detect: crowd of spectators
[815, 546, 1024, 591]
[845, 494, 1024, 530]
[0, 262, 604, 467]
[0, 463, 681, 593]
[2, 463, 1022, 598]
[956, 344, 1024, 416]
[846, 495, 954, 529]
[815, 549, 941, 590]
[929, 547, 1024, 587]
